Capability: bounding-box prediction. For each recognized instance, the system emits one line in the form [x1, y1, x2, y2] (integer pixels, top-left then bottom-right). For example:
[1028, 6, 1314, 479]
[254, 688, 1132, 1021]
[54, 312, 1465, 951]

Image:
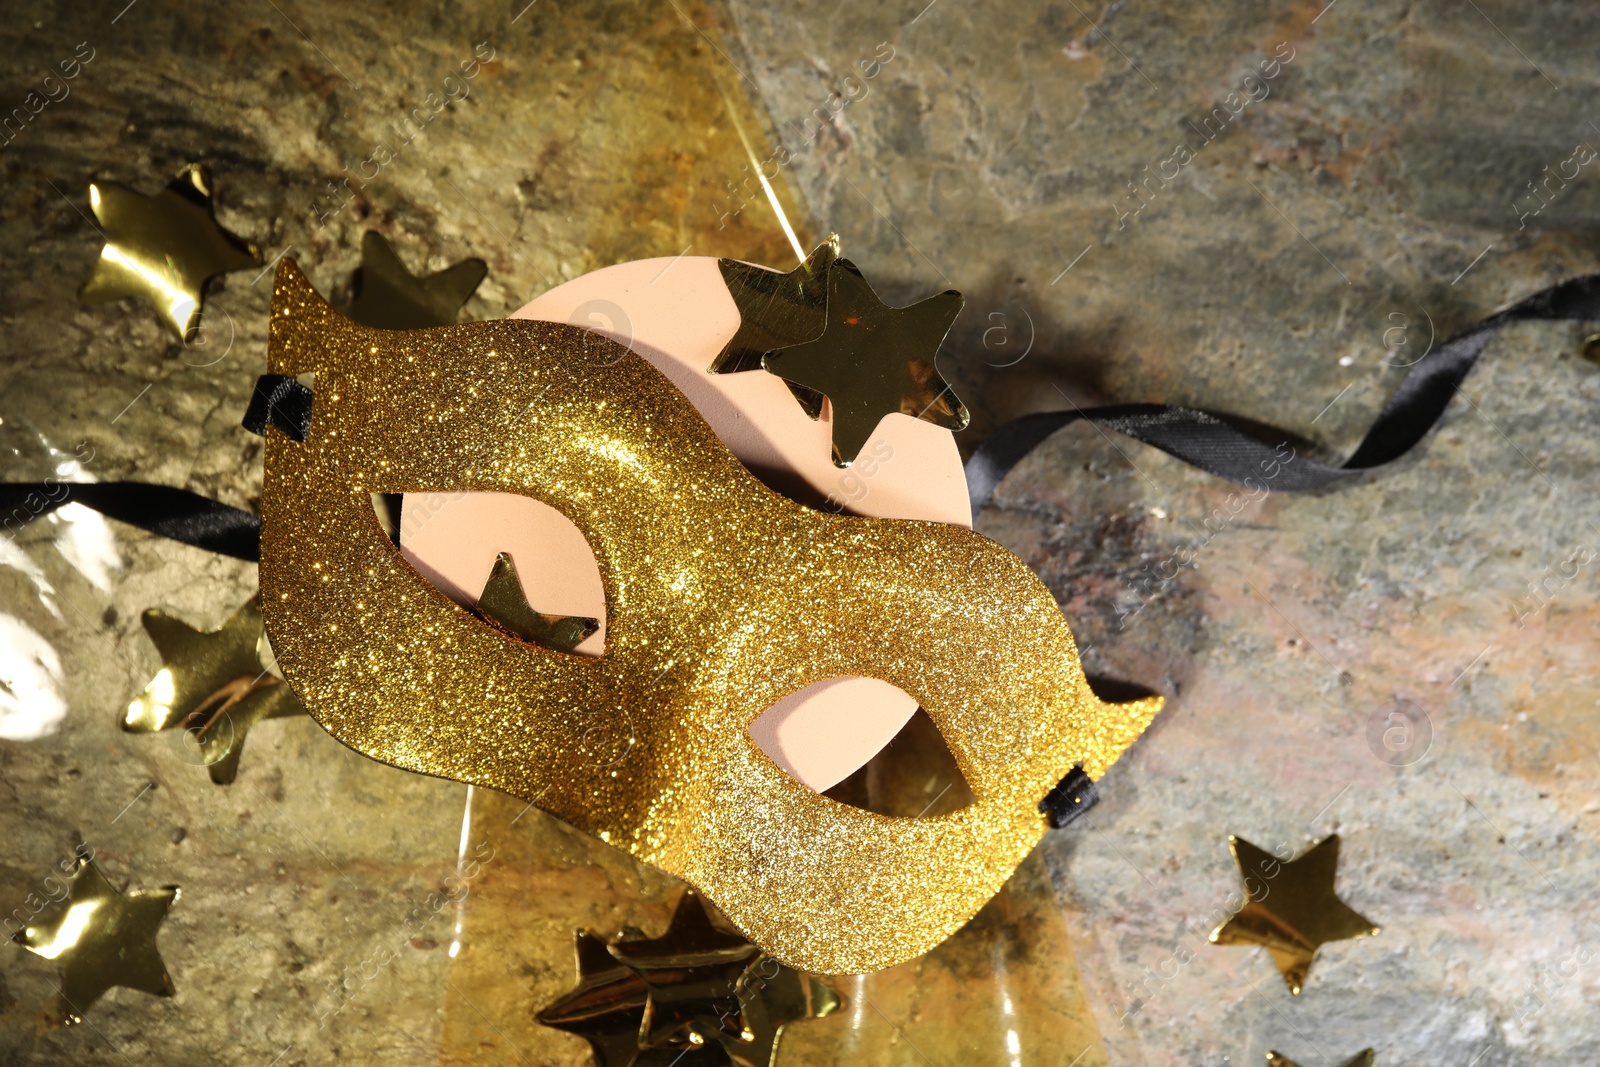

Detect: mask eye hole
[823, 710, 974, 818]
[377, 491, 607, 657]
[749, 678, 974, 817]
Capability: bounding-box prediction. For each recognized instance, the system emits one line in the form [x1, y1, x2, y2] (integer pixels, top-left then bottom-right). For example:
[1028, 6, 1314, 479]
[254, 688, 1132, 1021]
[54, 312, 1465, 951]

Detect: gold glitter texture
[259, 258, 1160, 974]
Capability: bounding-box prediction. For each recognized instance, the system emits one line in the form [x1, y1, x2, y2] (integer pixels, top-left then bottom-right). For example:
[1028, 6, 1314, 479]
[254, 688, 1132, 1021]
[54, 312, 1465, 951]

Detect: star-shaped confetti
[122, 596, 304, 785]
[78, 163, 259, 341]
[761, 260, 968, 465]
[537, 891, 841, 1067]
[711, 237, 839, 417]
[1267, 1049, 1375, 1067]
[12, 857, 178, 1024]
[344, 230, 486, 329]
[476, 551, 598, 654]
[1210, 834, 1379, 995]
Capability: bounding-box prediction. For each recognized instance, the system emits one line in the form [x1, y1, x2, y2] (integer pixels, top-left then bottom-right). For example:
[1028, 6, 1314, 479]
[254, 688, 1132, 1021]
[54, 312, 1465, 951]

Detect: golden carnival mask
[259, 259, 1160, 974]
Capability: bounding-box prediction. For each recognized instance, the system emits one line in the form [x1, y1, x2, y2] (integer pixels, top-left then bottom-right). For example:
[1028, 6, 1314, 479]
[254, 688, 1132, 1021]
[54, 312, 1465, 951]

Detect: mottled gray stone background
[3, 0, 1600, 1064]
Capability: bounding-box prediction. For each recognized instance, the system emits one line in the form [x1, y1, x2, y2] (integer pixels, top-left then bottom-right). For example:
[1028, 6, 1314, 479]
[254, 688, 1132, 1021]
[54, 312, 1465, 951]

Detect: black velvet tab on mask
[1039, 764, 1099, 828]
[242, 374, 313, 442]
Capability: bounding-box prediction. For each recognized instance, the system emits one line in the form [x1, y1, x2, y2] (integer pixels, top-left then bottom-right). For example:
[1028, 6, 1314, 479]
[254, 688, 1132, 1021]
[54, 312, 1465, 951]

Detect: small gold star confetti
[122, 596, 304, 785]
[12, 857, 178, 1024]
[344, 230, 486, 329]
[1210, 834, 1379, 995]
[1582, 331, 1600, 365]
[537, 891, 841, 1067]
[475, 551, 598, 654]
[78, 163, 259, 341]
[1267, 1049, 1375, 1067]
[761, 260, 968, 465]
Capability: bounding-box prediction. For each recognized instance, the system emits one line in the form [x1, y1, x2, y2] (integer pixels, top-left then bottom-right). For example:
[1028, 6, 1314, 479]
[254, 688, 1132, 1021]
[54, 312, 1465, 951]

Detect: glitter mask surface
[259, 259, 1161, 974]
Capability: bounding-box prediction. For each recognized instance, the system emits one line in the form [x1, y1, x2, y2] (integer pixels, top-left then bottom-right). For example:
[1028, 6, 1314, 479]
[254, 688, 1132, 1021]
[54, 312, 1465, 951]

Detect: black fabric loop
[0, 483, 260, 561]
[1039, 764, 1098, 828]
[966, 272, 1600, 519]
[243, 374, 314, 441]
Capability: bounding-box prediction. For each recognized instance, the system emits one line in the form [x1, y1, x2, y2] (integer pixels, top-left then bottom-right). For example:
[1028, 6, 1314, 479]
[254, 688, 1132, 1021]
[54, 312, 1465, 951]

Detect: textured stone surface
[3, 0, 1600, 1064]
[722, 1, 1600, 1064]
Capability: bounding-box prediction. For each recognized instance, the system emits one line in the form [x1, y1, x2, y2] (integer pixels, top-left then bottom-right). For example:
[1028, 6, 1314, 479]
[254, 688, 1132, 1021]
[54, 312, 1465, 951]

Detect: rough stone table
[2, 1, 1599, 1064]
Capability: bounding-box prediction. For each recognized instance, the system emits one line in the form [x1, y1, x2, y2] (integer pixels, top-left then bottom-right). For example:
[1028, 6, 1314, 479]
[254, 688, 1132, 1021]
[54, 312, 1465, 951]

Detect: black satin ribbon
[966, 273, 1600, 518]
[0, 483, 260, 561]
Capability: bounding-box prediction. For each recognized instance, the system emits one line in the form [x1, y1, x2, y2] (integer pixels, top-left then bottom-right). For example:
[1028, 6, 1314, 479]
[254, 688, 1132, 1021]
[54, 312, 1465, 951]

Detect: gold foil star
[476, 552, 598, 654]
[122, 597, 304, 785]
[1267, 1049, 1375, 1067]
[345, 231, 486, 329]
[761, 260, 968, 465]
[79, 163, 259, 341]
[1210, 834, 1379, 995]
[12, 857, 178, 1024]
[538, 892, 841, 1067]
[712, 237, 839, 418]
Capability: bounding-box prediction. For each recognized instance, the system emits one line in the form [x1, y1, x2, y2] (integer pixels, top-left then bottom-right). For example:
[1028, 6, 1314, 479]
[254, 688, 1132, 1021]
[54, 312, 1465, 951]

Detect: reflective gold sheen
[78, 163, 259, 341]
[1266, 1049, 1376, 1067]
[762, 260, 969, 466]
[710, 237, 838, 376]
[12, 858, 178, 1024]
[259, 258, 1160, 974]
[123, 597, 305, 785]
[712, 237, 839, 418]
[1210, 834, 1380, 995]
[476, 551, 599, 654]
[537, 891, 840, 1066]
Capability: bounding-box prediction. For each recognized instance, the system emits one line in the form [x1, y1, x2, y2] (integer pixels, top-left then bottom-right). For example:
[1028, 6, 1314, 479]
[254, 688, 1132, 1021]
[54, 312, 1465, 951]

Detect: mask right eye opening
[821, 708, 975, 818]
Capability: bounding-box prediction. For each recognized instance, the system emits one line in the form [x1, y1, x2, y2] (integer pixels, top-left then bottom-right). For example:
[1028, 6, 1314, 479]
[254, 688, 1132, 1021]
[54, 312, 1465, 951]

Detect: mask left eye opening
[373, 491, 609, 657]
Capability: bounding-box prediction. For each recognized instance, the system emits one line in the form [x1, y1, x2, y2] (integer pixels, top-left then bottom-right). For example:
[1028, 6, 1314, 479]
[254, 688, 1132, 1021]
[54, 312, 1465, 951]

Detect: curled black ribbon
[965, 272, 1600, 519]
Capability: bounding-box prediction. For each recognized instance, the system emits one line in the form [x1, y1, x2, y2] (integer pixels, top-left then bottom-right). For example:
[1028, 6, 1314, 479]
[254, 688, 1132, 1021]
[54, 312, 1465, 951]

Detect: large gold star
[538, 891, 841, 1067]
[1267, 1049, 1375, 1067]
[1210, 834, 1379, 995]
[78, 163, 259, 341]
[711, 237, 839, 418]
[122, 597, 304, 785]
[537, 932, 656, 1067]
[608, 890, 763, 1054]
[344, 230, 486, 329]
[761, 260, 968, 465]
[711, 237, 838, 374]
[12, 858, 178, 1024]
